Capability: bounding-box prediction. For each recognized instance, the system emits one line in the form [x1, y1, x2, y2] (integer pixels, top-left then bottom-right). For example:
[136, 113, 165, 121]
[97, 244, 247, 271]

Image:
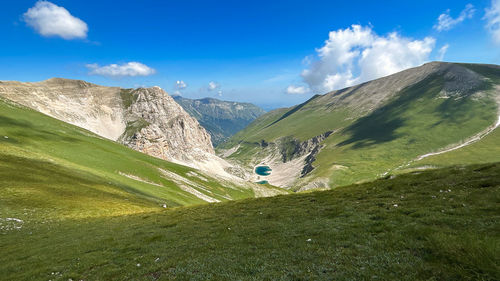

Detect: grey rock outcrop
[119, 87, 214, 164]
[0, 78, 236, 176]
[278, 131, 333, 162]
[0, 78, 126, 140]
[300, 131, 334, 176]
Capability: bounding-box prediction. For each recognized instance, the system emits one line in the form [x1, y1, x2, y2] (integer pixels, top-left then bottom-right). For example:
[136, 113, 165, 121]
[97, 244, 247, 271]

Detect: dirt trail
[415, 90, 500, 161]
[415, 115, 500, 161]
[384, 90, 500, 176]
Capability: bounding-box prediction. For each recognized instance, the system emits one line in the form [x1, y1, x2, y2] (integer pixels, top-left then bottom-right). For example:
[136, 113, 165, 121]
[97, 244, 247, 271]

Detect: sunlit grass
[1, 163, 498, 280]
[0, 97, 268, 223]
[223, 63, 500, 189]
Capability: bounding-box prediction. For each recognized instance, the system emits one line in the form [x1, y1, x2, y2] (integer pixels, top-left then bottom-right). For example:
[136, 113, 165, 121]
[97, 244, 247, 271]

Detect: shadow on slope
[337, 73, 486, 149]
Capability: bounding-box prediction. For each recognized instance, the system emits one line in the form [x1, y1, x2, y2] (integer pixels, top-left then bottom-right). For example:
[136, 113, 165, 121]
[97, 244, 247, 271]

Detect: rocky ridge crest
[0, 79, 235, 177]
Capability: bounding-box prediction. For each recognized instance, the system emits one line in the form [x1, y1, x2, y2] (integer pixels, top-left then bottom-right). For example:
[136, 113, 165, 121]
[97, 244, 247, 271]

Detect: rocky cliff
[0, 78, 235, 177]
[119, 87, 214, 163]
[0, 78, 126, 140]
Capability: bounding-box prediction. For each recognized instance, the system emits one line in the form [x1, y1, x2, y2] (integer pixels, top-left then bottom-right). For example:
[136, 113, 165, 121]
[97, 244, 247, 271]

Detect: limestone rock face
[0, 78, 236, 176]
[0, 78, 126, 140]
[119, 87, 215, 165]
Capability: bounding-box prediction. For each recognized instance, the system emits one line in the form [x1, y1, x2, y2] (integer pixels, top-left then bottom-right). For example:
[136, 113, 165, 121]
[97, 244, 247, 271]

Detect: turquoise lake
[255, 166, 272, 176]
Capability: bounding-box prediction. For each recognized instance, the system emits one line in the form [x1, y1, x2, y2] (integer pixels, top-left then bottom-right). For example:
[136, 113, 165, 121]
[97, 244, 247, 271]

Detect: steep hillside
[0, 97, 285, 220]
[221, 62, 500, 189]
[1, 162, 498, 280]
[0, 79, 236, 176]
[173, 96, 266, 146]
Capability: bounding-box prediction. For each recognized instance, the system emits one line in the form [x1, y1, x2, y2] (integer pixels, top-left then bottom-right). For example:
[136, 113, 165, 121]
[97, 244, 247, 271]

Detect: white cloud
[484, 0, 500, 44]
[434, 4, 475, 32]
[23, 1, 88, 39]
[217, 90, 223, 97]
[86, 62, 156, 77]
[208, 81, 220, 91]
[298, 25, 435, 93]
[175, 80, 187, 89]
[437, 44, 449, 61]
[286, 85, 309, 95]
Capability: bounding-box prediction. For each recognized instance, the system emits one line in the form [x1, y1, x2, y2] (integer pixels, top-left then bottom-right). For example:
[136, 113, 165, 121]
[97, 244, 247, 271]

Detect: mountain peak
[42, 77, 96, 88]
[222, 62, 500, 189]
[0, 79, 240, 176]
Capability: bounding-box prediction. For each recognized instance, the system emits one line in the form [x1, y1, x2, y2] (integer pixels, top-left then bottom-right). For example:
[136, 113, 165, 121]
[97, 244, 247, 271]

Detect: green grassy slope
[310, 73, 498, 187]
[222, 63, 500, 188]
[1, 163, 498, 280]
[0, 98, 278, 221]
[405, 127, 500, 169]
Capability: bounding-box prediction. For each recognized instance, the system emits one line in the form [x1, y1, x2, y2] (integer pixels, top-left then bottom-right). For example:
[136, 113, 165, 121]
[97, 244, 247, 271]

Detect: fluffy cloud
[437, 44, 449, 61]
[175, 80, 187, 89]
[23, 1, 88, 39]
[484, 0, 500, 44]
[298, 25, 435, 93]
[208, 81, 220, 91]
[286, 85, 309, 95]
[434, 4, 475, 32]
[86, 62, 156, 77]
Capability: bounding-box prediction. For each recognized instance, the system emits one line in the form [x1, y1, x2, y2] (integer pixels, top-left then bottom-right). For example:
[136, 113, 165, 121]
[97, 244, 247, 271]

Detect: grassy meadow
[1, 163, 499, 280]
[0, 97, 278, 222]
[221, 63, 500, 189]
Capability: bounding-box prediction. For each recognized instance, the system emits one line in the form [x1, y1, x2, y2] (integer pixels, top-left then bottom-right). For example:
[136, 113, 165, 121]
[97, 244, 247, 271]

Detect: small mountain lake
[256, 180, 269, 185]
[255, 166, 272, 176]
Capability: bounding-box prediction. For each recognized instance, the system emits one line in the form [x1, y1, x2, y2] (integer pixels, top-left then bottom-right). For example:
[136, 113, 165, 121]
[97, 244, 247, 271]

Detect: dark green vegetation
[173, 96, 266, 146]
[222, 62, 500, 188]
[121, 118, 151, 140]
[0, 97, 275, 222]
[119, 88, 137, 108]
[1, 163, 499, 280]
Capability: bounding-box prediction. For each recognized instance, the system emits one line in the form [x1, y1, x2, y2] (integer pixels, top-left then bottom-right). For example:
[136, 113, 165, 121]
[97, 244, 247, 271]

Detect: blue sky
[1, 0, 499, 110]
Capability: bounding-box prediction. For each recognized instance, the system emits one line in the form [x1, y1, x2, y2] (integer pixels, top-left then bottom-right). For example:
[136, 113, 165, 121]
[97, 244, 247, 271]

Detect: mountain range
[1, 61, 499, 280]
[173, 96, 266, 146]
[220, 62, 500, 190]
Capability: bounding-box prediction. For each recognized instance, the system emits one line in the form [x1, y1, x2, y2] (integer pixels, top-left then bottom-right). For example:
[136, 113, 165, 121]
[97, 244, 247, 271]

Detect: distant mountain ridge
[173, 96, 266, 146]
[220, 62, 500, 189]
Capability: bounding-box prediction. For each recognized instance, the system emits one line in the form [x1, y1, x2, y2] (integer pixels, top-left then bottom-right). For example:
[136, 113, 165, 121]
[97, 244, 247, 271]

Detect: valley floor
[1, 163, 499, 280]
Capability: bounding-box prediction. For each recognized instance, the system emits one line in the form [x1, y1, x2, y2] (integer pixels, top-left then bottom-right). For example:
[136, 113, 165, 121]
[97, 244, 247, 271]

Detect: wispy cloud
[86, 62, 156, 77]
[434, 4, 475, 32]
[437, 44, 450, 61]
[295, 25, 435, 93]
[264, 73, 296, 83]
[286, 85, 309, 95]
[23, 1, 88, 39]
[484, 0, 500, 44]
